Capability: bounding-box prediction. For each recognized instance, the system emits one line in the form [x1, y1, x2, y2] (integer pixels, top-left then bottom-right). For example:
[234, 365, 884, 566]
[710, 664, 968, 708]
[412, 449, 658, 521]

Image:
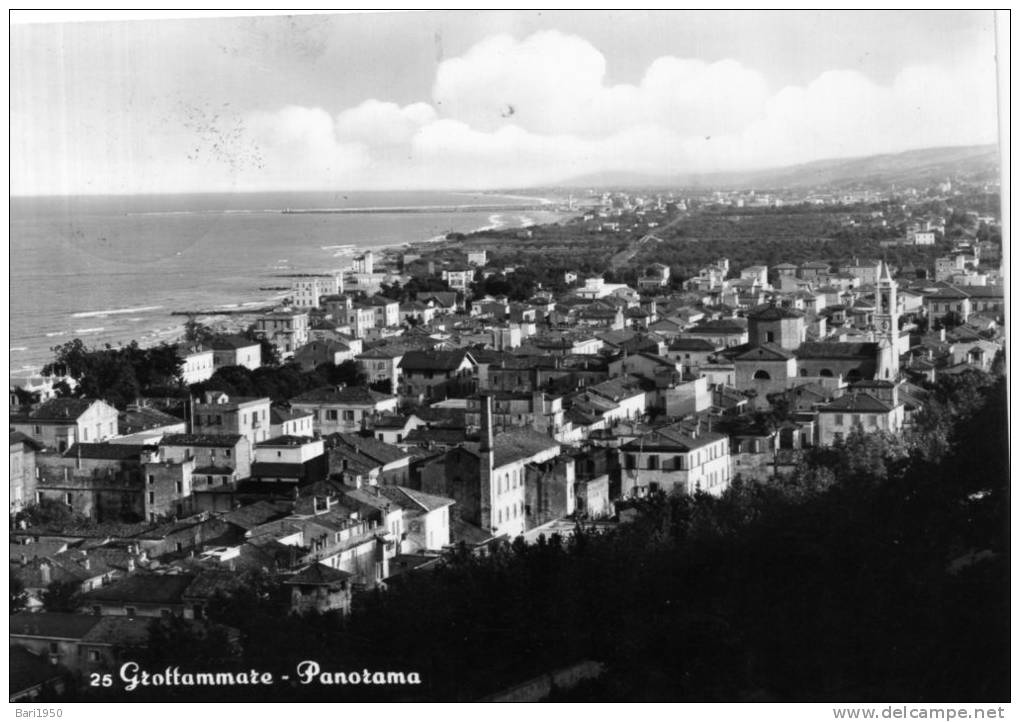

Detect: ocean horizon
[10, 190, 568, 376]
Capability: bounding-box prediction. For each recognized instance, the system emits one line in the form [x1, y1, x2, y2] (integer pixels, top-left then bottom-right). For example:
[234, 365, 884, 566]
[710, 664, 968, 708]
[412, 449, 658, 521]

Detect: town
[9, 173, 1006, 702]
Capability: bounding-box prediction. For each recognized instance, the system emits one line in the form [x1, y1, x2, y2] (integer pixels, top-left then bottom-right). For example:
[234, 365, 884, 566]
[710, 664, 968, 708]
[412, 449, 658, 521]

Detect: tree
[316, 360, 367, 388]
[10, 570, 27, 614]
[16, 499, 88, 529]
[41, 338, 183, 408]
[243, 327, 281, 367]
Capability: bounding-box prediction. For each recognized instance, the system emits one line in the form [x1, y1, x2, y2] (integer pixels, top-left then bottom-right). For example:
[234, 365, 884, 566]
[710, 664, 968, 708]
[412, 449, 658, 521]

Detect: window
[834, 414, 844, 426]
[326, 410, 338, 421]
[753, 370, 771, 380]
[647, 455, 659, 470]
[147, 475, 155, 485]
[148, 492, 155, 504]
[207, 475, 213, 485]
[625, 454, 636, 470]
[766, 331, 775, 343]
[343, 410, 355, 421]
[225, 449, 231, 458]
[674, 455, 686, 470]
[175, 482, 182, 494]
[65, 493, 73, 505]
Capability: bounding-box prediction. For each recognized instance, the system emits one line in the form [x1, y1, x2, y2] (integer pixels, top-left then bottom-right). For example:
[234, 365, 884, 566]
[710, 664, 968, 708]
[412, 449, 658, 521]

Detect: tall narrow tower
[875, 261, 900, 379]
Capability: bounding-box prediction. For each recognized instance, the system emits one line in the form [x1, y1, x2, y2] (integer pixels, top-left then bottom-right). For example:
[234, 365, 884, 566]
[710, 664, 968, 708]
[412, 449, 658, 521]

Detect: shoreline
[11, 208, 571, 380]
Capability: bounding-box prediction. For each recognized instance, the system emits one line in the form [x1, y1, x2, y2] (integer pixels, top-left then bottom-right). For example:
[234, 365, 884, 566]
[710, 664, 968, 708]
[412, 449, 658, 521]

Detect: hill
[551, 144, 1000, 192]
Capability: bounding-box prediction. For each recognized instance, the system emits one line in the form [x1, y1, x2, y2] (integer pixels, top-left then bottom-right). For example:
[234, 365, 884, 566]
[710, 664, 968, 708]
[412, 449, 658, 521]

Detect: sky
[9, 10, 1002, 195]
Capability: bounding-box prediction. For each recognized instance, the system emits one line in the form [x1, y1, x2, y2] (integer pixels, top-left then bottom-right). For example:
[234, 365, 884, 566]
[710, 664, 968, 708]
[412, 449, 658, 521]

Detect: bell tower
[875, 261, 899, 379]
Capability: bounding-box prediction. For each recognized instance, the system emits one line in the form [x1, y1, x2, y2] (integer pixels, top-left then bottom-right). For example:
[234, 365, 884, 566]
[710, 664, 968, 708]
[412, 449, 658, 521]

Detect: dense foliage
[42, 339, 184, 408]
[83, 375, 1007, 702]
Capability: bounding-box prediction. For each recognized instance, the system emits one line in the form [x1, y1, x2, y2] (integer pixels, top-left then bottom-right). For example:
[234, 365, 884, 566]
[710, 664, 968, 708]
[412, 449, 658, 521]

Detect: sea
[10, 191, 567, 376]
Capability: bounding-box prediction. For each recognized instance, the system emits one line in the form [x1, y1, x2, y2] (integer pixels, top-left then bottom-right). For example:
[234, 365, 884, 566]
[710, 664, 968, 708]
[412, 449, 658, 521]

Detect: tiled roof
[463, 428, 560, 468]
[10, 611, 103, 640]
[285, 562, 352, 586]
[620, 424, 727, 452]
[748, 304, 804, 321]
[10, 431, 42, 450]
[220, 501, 291, 530]
[668, 338, 717, 352]
[270, 405, 312, 423]
[162, 433, 243, 447]
[290, 385, 393, 406]
[399, 349, 474, 372]
[377, 486, 454, 512]
[119, 407, 184, 434]
[796, 342, 879, 360]
[819, 391, 894, 413]
[328, 433, 409, 466]
[63, 443, 154, 461]
[82, 573, 197, 605]
[209, 334, 259, 350]
[258, 435, 317, 447]
[28, 398, 102, 422]
[734, 344, 795, 361]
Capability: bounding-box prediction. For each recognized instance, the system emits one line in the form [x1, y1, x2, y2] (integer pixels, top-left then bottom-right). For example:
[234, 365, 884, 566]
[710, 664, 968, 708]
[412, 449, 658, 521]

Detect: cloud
[231, 31, 997, 190]
[12, 28, 998, 194]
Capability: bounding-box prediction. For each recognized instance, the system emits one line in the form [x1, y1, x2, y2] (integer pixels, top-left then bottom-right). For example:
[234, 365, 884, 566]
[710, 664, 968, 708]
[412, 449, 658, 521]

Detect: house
[637, 262, 670, 290]
[145, 435, 249, 519]
[420, 397, 560, 538]
[9, 611, 203, 677]
[209, 335, 262, 371]
[113, 404, 186, 445]
[35, 442, 152, 521]
[289, 385, 399, 435]
[292, 339, 357, 372]
[10, 431, 42, 516]
[376, 486, 455, 552]
[398, 349, 477, 402]
[269, 405, 315, 438]
[370, 413, 426, 445]
[251, 435, 328, 484]
[253, 307, 310, 359]
[9, 646, 70, 701]
[291, 275, 343, 308]
[666, 338, 718, 376]
[284, 563, 353, 615]
[816, 390, 905, 446]
[11, 398, 119, 452]
[81, 573, 199, 618]
[192, 392, 272, 447]
[365, 295, 400, 328]
[680, 318, 749, 348]
[399, 300, 436, 326]
[175, 343, 215, 384]
[356, 345, 405, 392]
[441, 267, 473, 291]
[619, 422, 731, 498]
[326, 433, 413, 487]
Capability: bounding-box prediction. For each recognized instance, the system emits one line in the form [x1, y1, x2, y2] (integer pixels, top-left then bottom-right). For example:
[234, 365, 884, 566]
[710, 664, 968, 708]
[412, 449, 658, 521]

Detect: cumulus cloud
[227, 30, 997, 190]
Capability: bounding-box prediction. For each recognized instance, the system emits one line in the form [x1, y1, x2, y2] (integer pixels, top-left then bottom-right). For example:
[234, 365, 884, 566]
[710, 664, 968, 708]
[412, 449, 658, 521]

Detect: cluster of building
[9, 213, 1006, 699]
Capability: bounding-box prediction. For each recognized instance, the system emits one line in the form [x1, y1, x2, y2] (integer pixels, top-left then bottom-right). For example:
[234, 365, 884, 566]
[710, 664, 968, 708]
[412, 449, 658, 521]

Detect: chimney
[40, 561, 51, 585]
[127, 558, 135, 573]
[82, 557, 91, 571]
[479, 394, 494, 453]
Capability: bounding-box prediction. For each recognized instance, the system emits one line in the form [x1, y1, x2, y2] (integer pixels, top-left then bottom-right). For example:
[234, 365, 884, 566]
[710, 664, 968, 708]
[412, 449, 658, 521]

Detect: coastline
[12, 206, 570, 381]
